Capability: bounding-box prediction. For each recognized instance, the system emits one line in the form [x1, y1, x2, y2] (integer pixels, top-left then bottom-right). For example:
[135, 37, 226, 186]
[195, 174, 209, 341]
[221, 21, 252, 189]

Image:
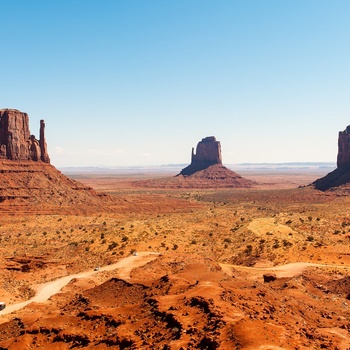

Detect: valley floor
[0, 169, 350, 349]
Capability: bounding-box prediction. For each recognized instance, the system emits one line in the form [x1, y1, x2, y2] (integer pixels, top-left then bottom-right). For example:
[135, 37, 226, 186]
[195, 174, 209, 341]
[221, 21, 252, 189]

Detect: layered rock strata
[0, 108, 108, 211]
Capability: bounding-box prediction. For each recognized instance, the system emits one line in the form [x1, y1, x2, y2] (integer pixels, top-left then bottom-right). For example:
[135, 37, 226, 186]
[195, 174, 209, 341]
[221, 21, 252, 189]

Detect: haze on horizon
[1, 0, 350, 167]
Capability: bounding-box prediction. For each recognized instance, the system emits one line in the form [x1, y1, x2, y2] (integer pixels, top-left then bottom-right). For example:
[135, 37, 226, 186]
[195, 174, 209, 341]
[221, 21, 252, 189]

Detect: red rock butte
[176, 136, 255, 188]
[313, 125, 350, 191]
[0, 109, 50, 163]
[179, 136, 222, 176]
[0, 108, 107, 211]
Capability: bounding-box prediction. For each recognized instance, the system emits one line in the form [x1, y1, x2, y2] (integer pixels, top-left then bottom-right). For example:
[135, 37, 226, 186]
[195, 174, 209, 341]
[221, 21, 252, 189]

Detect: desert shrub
[282, 239, 292, 247]
[122, 235, 129, 242]
[108, 242, 118, 250]
[285, 220, 292, 225]
[272, 241, 280, 249]
[245, 245, 252, 254]
[191, 239, 197, 245]
[100, 233, 105, 239]
[173, 244, 178, 250]
[306, 236, 314, 241]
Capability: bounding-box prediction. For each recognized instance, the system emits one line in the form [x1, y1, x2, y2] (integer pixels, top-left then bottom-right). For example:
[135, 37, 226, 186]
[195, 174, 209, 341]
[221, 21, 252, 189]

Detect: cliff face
[337, 125, 350, 169]
[175, 136, 255, 187]
[313, 125, 350, 191]
[0, 109, 50, 163]
[0, 108, 109, 210]
[180, 136, 222, 176]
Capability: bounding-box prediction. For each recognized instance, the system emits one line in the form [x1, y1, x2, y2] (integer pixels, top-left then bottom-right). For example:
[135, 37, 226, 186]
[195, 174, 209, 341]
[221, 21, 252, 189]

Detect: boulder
[263, 274, 277, 283]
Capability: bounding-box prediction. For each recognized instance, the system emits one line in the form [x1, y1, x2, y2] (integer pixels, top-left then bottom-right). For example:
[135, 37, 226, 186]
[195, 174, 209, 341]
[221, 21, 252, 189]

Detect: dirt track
[220, 261, 350, 278]
[0, 252, 159, 317]
[1, 253, 349, 318]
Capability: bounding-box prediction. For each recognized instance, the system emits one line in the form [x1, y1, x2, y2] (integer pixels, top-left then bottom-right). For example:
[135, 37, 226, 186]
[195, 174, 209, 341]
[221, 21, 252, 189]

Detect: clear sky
[1, 0, 350, 167]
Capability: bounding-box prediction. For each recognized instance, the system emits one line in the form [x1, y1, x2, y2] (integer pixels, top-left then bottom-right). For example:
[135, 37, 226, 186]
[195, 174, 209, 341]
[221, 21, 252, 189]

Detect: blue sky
[1, 0, 350, 167]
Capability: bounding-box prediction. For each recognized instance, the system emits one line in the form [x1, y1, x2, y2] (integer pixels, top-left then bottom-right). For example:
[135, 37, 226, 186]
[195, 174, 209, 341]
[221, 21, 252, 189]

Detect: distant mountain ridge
[59, 162, 336, 175]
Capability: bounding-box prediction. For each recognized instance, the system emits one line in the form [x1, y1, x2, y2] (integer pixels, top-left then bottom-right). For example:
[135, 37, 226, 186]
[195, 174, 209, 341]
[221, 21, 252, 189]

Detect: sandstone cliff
[180, 136, 222, 176]
[337, 125, 350, 168]
[169, 136, 256, 188]
[0, 109, 109, 212]
[313, 125, 350, 191]
[0, 109, 50, 163]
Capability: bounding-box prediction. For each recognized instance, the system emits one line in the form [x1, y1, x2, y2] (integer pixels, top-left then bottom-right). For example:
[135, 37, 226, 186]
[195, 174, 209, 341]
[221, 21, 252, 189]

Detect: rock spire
[0, 109, 50, 163]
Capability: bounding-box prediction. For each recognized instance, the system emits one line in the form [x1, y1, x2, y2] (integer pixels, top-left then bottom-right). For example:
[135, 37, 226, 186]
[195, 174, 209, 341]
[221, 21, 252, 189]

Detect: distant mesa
[179, 136, 222, 176]
[175, 136, 255, 188]
[0, 108, 106, 209]
[312, 125, 350, 191]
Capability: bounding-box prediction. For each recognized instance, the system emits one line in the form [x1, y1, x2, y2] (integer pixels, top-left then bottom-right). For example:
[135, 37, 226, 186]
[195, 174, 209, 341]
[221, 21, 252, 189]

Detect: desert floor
[1, 168, 350, 349]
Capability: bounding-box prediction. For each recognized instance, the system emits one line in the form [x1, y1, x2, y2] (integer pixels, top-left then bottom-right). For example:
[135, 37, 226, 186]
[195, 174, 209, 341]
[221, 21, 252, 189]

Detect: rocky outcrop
[313, 125, 350, 191]
[172, 136, 255, 188]
[39, 119, 50, 163]
[180, 136, 222, 176]
[0, 109, 50, 163]
[337, 125, 350, 168]
[0, 108, 109, 211]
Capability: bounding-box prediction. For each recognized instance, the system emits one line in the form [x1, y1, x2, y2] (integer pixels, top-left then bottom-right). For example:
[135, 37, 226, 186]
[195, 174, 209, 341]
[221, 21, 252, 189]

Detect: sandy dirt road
[1, 253, 349, 318]
[220, 261, 350, 278]
[0, 252, 159, 317]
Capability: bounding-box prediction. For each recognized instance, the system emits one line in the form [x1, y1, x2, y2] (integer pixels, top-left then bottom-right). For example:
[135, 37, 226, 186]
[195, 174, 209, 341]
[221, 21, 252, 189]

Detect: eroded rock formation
[337, 125, 350, 169]
[180, 136, 222, 176]
[313, 125, 350, 191]
[0, 108, 108, 210]
[174, 136, 255, 188]
[0, 109, 50, 163]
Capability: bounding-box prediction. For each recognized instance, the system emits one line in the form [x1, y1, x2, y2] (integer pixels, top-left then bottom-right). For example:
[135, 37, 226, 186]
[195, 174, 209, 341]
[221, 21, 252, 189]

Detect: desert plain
[1, 166, 350, 349]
